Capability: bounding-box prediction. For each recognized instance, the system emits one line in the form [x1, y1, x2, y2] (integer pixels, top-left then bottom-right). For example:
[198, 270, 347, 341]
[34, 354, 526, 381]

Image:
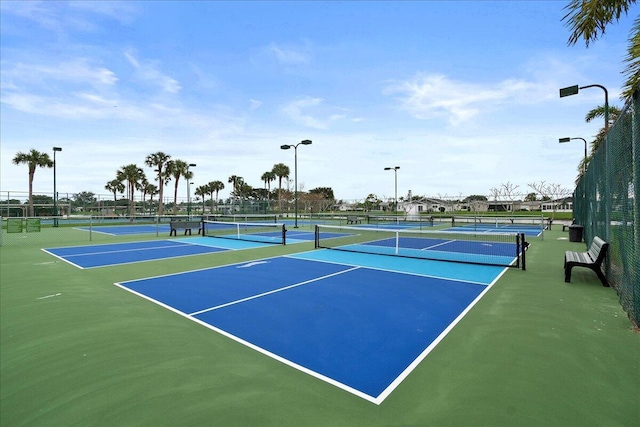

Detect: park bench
[346, 215, 361, 224]
[564, 236, 609, 286]
[169, 220, 202, 236]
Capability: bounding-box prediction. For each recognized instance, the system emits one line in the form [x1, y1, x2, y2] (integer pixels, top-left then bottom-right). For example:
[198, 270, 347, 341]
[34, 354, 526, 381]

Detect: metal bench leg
[565, 265, 572, 283]
[593, 268, 609, 287]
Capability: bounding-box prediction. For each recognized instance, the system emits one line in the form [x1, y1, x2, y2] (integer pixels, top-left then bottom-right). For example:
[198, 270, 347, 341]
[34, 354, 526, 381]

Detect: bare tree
[528, 181, 572, 223]
[501, 182, 520, 215]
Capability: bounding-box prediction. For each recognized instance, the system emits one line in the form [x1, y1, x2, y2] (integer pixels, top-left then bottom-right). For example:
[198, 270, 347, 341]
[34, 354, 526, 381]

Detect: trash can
[568, 224, 584, 242]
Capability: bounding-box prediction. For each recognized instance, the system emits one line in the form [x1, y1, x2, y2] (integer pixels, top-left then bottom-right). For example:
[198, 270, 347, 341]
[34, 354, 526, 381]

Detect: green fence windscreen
[573, 89, 639, 327]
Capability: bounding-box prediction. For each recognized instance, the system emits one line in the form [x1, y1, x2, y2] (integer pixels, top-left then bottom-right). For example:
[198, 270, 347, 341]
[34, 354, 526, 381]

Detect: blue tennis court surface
[115, 251, 504, 404]
[43, 238, 269, 269]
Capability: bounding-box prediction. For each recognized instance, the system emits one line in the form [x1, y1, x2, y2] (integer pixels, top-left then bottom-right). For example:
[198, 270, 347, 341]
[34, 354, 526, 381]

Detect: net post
[314, 225, 319, 248]
[282, 224, 286, 245]
[516, 233, 521, 269]
[520, 232, 527, 271]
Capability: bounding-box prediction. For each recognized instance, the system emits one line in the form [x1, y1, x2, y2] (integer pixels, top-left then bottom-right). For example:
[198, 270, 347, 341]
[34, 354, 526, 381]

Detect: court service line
[188, 266, 361, 316]
[420, 239, 456, 251]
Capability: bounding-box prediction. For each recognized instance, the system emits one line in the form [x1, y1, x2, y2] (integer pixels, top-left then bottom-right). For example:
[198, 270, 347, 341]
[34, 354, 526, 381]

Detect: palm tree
[271, 163, 290, 213]
[139, 177, 158, 215]
[166, 159, 190, 215]
[12, 149, 54, 216]
[145, 183, 159, 214]
[116, 164, 144, 220]
[563, 0, 639, 100]
[208, 180, 225, 213]
[261, 171, 276, 200]
[585, 105, 623, 152]
[145, 152, 171, 216]
[569, 104, 623, 183]
[228, 175, 244, 198]
[104, 178, 125, 215]
[195, 185, 208, 215]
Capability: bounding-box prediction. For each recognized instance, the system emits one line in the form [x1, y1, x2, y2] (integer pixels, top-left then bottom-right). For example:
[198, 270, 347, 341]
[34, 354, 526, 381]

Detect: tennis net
[315, 224, 527, 269]
[452, 215, 544, 232]
[366, 215, 434, 228]
[203, 220, 286, 244]
[204, 214, 278, 223]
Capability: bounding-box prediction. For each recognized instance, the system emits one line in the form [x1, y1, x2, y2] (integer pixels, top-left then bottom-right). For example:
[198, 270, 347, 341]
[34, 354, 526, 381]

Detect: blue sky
[1, 1, 636, 202]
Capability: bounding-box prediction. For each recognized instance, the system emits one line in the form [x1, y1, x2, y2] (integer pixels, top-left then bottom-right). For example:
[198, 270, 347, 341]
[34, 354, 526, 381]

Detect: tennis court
[42, 237, 267, 269]
[116, 250, 506, 404]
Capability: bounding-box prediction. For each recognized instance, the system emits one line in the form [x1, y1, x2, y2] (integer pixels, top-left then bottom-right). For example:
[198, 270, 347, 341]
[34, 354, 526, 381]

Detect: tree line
[10, 149, 336, 217]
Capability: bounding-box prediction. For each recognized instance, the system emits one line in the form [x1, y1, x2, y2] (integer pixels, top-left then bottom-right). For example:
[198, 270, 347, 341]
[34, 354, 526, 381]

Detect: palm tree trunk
[28, 172, 34, 217]
[278, 178, 282, 213]
[173, 181, 179, 215]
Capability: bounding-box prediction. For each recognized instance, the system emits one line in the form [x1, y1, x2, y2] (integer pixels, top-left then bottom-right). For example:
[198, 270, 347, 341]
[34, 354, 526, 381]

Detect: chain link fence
[574, 89, 639, 327]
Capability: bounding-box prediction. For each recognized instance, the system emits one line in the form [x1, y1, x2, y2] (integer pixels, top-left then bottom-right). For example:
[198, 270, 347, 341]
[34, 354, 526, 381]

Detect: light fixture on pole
[280, 139, 312, 228]
[559, 137, 588, 174]
[560, 83, 612, 244]
[559, 84, 609, 131]
[53, 147, 62, 227]
[187, 163, 196, 217]
[384, 166, 400, 216]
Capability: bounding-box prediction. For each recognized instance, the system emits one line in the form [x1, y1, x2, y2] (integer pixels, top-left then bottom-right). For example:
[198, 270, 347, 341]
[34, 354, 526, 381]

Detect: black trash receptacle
[568, 224, 584, 242]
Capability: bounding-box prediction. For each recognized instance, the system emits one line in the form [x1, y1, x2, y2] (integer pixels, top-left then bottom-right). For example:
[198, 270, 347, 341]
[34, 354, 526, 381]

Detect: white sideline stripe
[188, 266, 361, 316]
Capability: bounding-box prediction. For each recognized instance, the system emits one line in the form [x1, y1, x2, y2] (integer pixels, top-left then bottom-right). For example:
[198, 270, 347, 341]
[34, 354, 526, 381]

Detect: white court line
[188, 266, 361, 316]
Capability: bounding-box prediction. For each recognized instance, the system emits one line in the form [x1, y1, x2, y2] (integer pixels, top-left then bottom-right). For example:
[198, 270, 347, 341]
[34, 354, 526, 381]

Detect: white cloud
[2, 59, 117, 88]
[282, 97, 328, 129]
[385, 73, 540, 125]
[124, 50, 181, 94]
[281, 97, 353, 129]
[249, 99, 263, 110]
[1, 0, 139, 34]
[267, 42, 311, 65]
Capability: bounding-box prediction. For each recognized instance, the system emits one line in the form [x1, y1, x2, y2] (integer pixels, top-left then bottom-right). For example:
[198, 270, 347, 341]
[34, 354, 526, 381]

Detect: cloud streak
[124, 50, 181, 94]
[385, 73, 540, 125]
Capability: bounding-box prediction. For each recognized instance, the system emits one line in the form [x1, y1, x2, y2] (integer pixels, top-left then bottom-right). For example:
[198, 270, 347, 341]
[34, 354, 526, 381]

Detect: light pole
[559, 137, 588, 174]
[53, 147, 62, 227]
[187, 163, 196, 217]
[384, 166, 400, 216]
[281, 139, 312, 228]
[560, 83, 611, 244]
[559, 84, 609, 131]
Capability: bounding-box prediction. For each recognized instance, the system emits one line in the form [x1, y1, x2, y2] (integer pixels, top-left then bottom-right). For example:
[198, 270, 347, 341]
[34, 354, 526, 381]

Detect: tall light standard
[560, 83, 611, 244]
[187, 163, 196, 217]
[53, 147, 62, 227]
[559, 137, 588, 174]
[384, 166, 400, 216]
[281, 139, 312, 228]
[559, 84, 609, 131]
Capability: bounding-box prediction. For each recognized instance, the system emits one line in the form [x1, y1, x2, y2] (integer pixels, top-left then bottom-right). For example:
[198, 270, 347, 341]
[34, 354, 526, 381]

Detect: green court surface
[1, 227, 638, 426]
